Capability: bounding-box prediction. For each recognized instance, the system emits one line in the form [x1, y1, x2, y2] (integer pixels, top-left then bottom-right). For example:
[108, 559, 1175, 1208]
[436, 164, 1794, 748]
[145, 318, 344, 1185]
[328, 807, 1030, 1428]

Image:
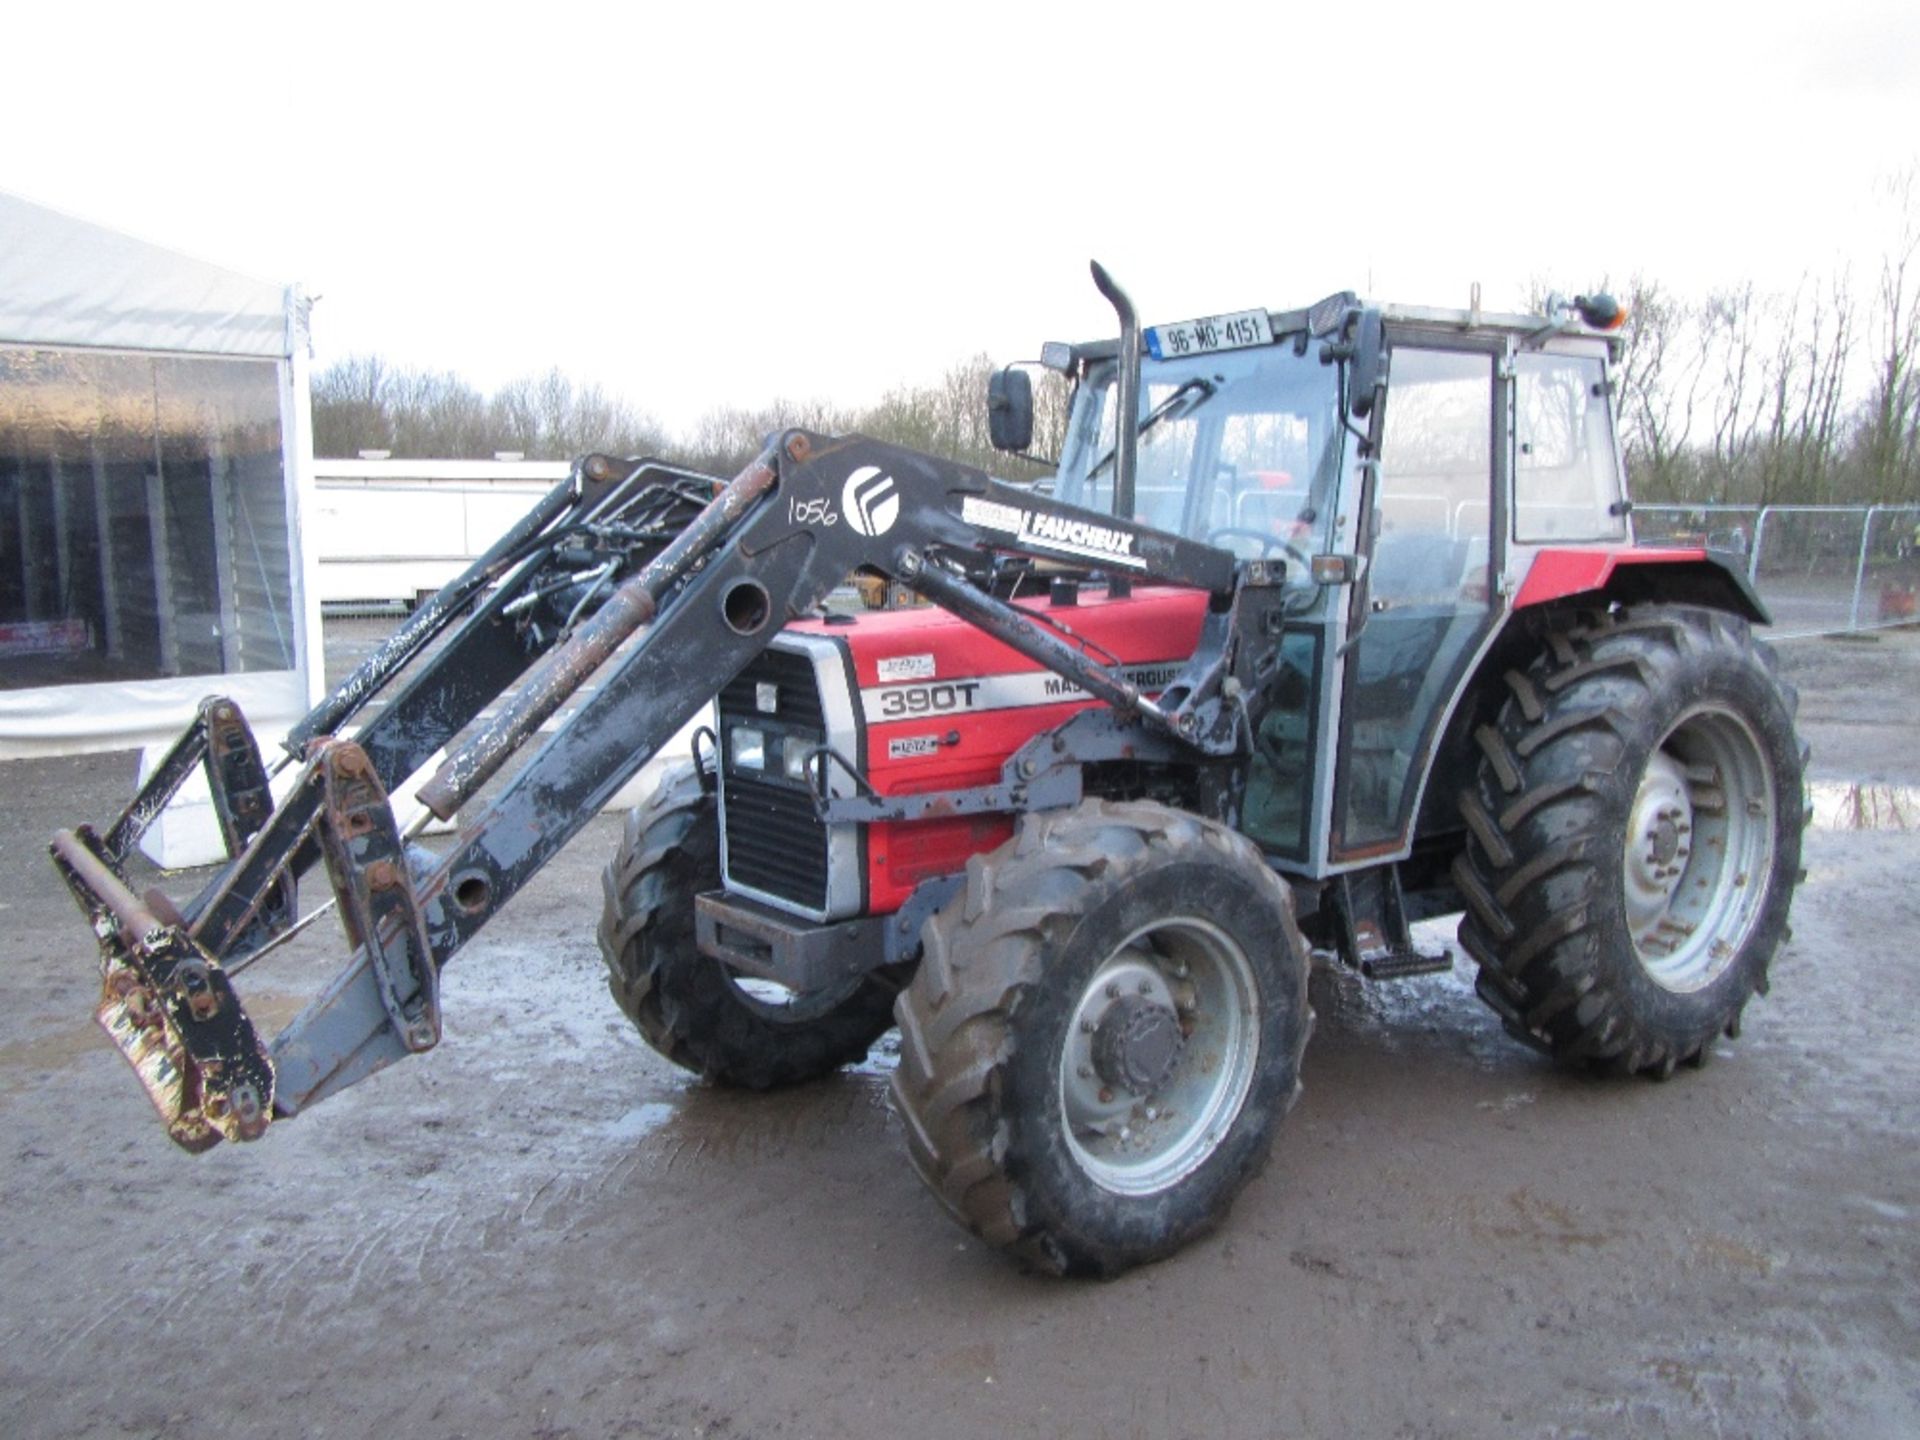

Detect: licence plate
[1145, 309, 1273, 360]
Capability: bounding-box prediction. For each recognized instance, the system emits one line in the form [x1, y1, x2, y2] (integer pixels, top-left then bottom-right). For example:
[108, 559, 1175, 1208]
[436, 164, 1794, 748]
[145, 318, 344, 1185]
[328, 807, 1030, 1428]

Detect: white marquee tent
[0, 191, 322, 761]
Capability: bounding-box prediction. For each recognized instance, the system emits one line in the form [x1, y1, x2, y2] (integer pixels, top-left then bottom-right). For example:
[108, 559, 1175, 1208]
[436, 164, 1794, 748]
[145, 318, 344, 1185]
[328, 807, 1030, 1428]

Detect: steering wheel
[1205, 527, 1313, 572]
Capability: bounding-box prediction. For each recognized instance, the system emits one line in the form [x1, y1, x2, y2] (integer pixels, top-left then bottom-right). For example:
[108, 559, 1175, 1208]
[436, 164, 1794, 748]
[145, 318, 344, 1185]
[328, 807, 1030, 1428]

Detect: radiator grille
[721, 777, 830, 910]
[718, 647, 831, 912]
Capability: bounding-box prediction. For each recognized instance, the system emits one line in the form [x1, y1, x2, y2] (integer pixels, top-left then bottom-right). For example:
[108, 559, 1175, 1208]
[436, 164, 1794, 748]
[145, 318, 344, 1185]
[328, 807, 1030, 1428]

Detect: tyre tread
[1454, 604, 1805, 1075]
[890, 801, 1310, 1275]
[597, 762, 894, 1088]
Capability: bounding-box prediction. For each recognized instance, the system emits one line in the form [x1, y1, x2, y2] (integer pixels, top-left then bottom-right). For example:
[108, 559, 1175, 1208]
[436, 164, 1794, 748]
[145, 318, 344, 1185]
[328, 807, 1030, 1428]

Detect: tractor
[50, 266, 1804, 1276]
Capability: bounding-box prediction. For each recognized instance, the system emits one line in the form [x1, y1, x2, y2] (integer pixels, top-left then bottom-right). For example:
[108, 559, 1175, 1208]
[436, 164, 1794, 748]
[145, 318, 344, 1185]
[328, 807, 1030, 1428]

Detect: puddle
[600, 1101, 677, 1144]
[850, 1029, 901, 1078]
[1806, 781, 1920, 831]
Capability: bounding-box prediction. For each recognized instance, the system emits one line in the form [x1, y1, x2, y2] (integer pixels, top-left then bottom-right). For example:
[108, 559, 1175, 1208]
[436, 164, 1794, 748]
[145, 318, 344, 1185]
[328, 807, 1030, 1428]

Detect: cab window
[1512, 352, 1627, 543]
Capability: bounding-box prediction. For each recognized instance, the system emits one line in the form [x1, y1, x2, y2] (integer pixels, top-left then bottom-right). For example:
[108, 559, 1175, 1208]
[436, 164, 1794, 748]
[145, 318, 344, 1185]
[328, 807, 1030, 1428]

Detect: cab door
[1332, 340, 1508, 859]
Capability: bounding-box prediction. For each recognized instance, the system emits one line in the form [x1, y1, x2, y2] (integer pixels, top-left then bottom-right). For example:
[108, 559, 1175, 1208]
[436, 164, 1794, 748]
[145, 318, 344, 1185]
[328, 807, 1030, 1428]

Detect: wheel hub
[1648, 813, 1681, 867]
[1624, 751, 1693, 924]
[1092, 994, 1185, 1094]
[1058, 923, 1261, 1197]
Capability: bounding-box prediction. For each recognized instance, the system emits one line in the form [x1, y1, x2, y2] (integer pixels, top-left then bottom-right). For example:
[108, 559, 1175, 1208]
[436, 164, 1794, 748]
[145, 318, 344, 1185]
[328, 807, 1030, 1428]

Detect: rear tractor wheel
[1455, 605, 1805, 1076]
[597, 761, 896, 1088]
[891, 800, 1312, 1276]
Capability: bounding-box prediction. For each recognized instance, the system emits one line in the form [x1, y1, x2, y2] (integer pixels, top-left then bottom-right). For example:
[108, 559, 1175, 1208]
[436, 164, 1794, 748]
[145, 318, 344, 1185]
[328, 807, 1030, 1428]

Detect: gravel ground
[0, 624, 1915, 1439]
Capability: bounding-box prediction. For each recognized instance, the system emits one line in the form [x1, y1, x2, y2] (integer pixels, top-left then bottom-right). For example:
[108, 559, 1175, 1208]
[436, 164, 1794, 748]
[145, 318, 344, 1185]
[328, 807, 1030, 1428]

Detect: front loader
[50, 266, 1805, 1275]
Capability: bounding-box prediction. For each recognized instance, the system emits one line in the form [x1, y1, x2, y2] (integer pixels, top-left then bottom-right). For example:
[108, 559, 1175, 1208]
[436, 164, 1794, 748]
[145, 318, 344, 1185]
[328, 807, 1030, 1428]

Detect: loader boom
[52, 429, 1240, 1145]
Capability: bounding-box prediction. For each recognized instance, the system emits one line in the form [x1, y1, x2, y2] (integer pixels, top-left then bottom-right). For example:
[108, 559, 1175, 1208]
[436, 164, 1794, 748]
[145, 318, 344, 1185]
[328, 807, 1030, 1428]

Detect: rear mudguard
[1513, 546, 1768, 625]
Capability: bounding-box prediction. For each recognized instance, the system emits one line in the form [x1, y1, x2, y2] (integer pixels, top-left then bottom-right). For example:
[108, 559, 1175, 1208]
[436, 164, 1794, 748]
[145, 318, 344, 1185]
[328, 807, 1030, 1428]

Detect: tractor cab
[1029, 293, 1636, 877]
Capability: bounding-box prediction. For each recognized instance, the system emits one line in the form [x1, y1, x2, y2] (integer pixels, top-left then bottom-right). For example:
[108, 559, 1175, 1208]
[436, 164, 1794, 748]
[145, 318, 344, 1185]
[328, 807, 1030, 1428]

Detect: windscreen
[1054, 345, 1346, 569]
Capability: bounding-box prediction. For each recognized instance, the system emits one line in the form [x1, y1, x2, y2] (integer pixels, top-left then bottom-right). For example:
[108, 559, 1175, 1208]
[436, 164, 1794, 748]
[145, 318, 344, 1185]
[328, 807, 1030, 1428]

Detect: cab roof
[1067, 291, 1623, 365]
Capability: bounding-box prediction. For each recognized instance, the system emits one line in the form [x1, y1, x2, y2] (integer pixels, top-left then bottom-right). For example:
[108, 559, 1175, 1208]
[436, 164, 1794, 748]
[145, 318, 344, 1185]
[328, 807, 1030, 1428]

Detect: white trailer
[311, 457, 568, 611]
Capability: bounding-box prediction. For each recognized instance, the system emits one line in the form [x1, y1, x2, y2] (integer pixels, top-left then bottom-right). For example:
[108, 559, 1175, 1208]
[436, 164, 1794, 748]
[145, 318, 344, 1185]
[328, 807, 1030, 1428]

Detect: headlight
[730, 726, 765, 770]
[783, 737, 815, 783]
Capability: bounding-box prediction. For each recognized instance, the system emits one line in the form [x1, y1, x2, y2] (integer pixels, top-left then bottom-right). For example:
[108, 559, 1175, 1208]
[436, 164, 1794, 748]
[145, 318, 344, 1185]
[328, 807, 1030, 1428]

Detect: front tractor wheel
[891, 801, 1311, 1276]
[1455, 605, 1806, 1076]
[597, 761, 896, 1088]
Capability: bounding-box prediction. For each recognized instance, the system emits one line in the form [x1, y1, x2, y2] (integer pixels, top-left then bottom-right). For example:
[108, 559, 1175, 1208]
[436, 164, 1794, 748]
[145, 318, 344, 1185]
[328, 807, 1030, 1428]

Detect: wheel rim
[1058, 917, 1261, 1196]
[1622, 705, 1777, 993]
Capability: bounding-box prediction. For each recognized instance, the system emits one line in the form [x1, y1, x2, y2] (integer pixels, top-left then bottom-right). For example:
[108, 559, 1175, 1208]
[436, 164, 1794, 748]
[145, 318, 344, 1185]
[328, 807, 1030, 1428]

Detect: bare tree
[1698, 284, 1775, 503]
[1857, 167, 1920, 502]
[1615, 277, 1706, 502]
[311, 358, 667, 461]
[386, 369, 490, 458]
[310, 354, 396, 457]
[679, 397, 860, 477]
[1757, 272, 1854, 504]
[490, 368, 667, 461]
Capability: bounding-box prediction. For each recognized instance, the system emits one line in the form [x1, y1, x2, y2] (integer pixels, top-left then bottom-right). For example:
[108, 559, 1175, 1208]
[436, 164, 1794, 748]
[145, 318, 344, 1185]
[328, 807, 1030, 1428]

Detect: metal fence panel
[1856, 505, 1920, 630]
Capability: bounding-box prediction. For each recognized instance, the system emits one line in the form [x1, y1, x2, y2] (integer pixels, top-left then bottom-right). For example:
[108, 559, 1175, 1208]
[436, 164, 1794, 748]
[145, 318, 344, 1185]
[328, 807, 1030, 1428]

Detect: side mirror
[1347, 308, 1384, 419]
[988, 366, 1034, 452]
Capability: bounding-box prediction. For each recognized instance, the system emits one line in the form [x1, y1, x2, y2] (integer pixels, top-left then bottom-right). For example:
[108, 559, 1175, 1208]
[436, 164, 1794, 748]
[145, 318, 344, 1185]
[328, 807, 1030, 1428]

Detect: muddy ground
[0, 626, 1915, 1439]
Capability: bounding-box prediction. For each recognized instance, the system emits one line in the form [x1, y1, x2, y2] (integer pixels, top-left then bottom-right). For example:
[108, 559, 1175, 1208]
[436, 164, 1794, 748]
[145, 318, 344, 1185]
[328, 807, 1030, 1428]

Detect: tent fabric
[0, 191, 316, 762]
[0, 191, 292, 358]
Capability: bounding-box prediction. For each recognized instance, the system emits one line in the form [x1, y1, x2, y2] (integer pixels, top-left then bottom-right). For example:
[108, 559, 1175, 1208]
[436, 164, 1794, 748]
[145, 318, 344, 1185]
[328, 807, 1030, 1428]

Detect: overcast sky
[6, 2, 1917, 433]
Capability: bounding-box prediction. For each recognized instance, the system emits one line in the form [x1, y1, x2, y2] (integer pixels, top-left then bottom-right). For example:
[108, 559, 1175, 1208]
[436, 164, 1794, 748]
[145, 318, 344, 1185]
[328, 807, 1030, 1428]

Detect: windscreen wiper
[1088, 378, 1216, 480]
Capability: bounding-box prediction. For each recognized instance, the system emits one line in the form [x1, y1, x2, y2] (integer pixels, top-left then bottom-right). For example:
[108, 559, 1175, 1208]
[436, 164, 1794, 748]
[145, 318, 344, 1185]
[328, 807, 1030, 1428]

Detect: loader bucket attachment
[51, 826, 274, 1151]
[49, 734, 449, 1152]
[44, 693, 295, 1150]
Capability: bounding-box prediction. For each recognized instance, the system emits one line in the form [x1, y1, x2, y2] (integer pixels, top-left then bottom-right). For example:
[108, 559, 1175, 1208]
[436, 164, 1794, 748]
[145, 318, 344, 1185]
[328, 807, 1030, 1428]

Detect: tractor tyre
[1454, 605, 1806, 1076]
[891, 800, 1312, 1277]
[598, 761, 896, 1089]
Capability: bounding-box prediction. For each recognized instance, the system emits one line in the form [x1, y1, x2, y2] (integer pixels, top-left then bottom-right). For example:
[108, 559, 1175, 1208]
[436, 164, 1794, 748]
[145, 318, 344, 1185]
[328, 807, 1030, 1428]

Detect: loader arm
[51, 429, 1240, 1147]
